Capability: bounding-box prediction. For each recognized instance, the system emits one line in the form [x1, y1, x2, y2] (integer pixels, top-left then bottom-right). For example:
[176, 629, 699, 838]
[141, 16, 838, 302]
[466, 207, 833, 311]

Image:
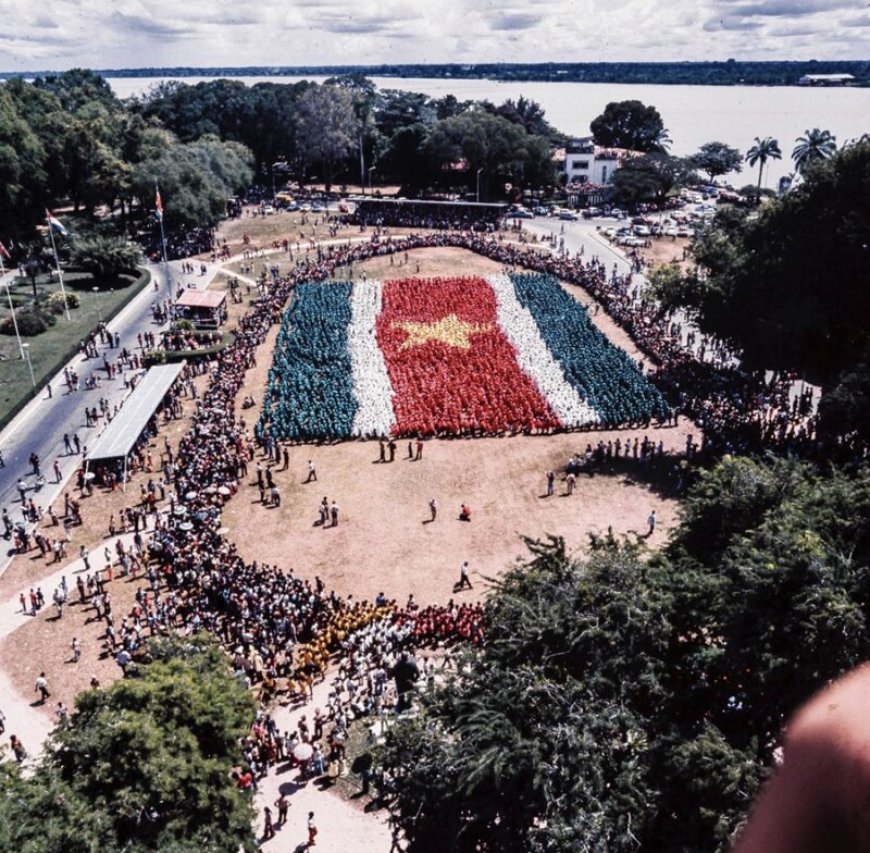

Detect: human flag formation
[259, 274, 670, 441]
[46, 210, 67, 236]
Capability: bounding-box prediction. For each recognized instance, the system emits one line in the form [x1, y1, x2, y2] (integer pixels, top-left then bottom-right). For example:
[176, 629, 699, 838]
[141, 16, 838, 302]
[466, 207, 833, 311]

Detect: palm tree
[745, 136, 782, 196]
[792, 128, 837, 175]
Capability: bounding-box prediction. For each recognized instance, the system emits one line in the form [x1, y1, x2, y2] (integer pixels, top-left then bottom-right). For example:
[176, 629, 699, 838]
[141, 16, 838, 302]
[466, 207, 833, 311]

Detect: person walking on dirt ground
[35, 672, 50, 703]
[10, 734, 26, 763]
[306, 460, 317, 482]
[307, 811, 318, 847]
[429, 498, 437, 522]
[456, 561, 473, 591]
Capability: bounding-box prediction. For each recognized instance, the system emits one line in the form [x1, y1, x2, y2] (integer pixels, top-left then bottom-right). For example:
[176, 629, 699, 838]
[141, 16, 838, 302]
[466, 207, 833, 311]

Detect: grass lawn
[0, 268, 150, 429]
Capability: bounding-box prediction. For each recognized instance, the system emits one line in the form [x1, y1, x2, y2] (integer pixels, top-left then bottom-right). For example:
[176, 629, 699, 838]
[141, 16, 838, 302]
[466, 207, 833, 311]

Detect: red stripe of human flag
[377, 276, 558, 435]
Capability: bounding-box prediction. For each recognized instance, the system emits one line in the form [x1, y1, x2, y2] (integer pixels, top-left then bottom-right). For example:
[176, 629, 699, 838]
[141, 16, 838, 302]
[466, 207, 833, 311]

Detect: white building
[561, 137, 632, 185]
[797, 73, 855, 86]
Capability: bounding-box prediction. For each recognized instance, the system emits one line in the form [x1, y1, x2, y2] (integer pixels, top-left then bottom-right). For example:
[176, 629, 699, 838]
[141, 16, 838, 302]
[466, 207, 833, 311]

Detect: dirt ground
[638, 235, 693, 271]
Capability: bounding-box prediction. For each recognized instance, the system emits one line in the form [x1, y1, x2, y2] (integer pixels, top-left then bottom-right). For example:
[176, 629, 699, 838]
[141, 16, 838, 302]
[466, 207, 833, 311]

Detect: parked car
[508, 208, 534, 219]
[262, 205, 276, 215]
[532, 206, 549, 216]
[558, 211, 579, 221]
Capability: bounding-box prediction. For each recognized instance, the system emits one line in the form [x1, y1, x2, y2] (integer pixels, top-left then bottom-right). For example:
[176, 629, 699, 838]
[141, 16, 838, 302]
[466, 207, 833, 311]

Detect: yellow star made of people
[395, 314, 494, 351]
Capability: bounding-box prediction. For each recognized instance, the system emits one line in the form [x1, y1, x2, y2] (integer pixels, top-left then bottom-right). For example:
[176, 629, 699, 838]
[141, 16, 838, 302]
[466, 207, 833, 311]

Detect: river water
[107, 75, 870, 187]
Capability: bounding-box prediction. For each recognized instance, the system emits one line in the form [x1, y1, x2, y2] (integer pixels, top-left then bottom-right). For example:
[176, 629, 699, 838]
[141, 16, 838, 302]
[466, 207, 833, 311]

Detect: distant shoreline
[1, 62, 867, 87]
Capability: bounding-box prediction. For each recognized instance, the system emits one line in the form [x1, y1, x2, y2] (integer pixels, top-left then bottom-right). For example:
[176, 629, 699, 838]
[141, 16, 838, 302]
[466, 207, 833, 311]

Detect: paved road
[0, 260, 221, 575]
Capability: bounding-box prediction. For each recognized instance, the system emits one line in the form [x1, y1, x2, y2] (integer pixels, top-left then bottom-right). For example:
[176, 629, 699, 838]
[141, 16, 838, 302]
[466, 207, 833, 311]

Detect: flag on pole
[0, 240, 10, 260]
[155, 186, 164, 222]
[46, 210, 68, 236]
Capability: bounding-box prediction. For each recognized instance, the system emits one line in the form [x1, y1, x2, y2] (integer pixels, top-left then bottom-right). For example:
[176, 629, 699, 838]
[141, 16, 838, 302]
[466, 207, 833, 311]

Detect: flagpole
[156, 183, 171, 296]
[0, 253, 25, 359]
[46, 214, 71, 321]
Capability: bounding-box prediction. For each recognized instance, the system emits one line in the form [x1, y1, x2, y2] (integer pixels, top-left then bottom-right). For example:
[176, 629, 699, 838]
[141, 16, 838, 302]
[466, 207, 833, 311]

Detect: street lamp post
[368, 166, 375, 196]
[476, 168, 484, 203]
[92, 286, 101, 323]
[21, 342, 36, 394]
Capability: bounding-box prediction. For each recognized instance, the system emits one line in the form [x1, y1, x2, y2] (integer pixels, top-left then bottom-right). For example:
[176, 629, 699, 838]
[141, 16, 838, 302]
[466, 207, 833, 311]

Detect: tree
[611, 153, 697, 208]
[131, 132, 253, 229]
[690, 141, 743, 182]
[0, 636, 257, 852]
[0, 86, 48, 236]
[71, 235, 141, 282]
[792, 127, 837, 175]
[424, 111, 554, 199]
[745, 136, 782, 193]
[491, 96, 556, 140]
[817, 358, 870, 447]
[590, 100, 669, 152]
[294, 85, 360, 192]
[670, 140, 870, 386]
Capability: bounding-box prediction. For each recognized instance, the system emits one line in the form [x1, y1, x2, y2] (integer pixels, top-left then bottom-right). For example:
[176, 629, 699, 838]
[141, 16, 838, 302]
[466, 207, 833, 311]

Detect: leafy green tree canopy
[690, 141, 743, 181]
[611, 152, 697, 208]
[71, 235, 142, 282]
[0, 636, 257, 852]
[792, 127, 837, 175]
[590, 100, 670, 152]
[663, 140, 870, 386]
[295, 84, 360, 191]
[745, 136, 782, 193]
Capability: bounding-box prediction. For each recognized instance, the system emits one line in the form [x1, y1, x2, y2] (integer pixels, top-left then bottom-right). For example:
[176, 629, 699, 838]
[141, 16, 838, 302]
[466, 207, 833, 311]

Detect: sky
[0, 0, 867, 71]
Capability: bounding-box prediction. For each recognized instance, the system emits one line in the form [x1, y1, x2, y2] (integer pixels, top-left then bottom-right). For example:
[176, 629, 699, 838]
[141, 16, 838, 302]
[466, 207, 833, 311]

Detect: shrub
[0, 309, 53, 336]
[142, 351, 167, 367]
[47, 291, 80, 314]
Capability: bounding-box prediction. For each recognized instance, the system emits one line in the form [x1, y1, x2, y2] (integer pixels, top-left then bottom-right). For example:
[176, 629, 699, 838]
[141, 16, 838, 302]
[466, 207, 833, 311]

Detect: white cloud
[0, 0, 867, 69]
